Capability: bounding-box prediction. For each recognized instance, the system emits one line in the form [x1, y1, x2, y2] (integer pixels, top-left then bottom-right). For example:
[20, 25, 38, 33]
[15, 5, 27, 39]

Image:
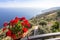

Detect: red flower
[6, 29, 12, 37]
[23, 19, 30, 26]
[15, 16, 20, 21]
[11, 34, 16, 39]
[21, 22, 25, 26]
[15, 16, 19, 19]
[10, 19, 18, 26]
[21, 17, 26, 20]
[23, 19, 28, 25]
[21, 19, 31, 28]
[6, 29, 16, 39]
[27, 23, 31, 28]
[22, 28, 28, 32]
[3, 22, 8, 27]
[2, 27, 7, 31]
[10, 19, 14, 26]
[13, 19, 18, 24]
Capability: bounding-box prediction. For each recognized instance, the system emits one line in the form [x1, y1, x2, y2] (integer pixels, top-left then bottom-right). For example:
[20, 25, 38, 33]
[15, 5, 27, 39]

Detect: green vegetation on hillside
[29, 10, 60, 35]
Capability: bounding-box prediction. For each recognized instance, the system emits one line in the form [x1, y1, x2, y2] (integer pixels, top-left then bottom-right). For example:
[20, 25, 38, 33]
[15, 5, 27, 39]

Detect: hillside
[29, 8, 60, 35]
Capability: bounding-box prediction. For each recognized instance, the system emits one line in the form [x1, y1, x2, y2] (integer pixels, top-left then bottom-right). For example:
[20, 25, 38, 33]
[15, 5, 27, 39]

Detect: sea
[0, 8, 42, 28]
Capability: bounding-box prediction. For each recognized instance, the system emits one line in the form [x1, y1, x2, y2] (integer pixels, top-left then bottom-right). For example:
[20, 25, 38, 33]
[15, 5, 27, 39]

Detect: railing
[21, 32, 60, 40]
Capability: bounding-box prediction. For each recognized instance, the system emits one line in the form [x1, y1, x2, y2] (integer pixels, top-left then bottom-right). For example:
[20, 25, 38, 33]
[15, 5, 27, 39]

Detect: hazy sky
[0, 0, 60, 9]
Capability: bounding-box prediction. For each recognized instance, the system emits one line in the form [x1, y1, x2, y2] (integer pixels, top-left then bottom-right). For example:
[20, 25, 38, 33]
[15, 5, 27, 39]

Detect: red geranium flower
[11, 34, 16, 39]
[3, 22, 8, 27]
[21, 22, 25, 26]
[22, 28, 28, 32]
[27, 23, 31, 28]
[13, 19, 18, 24]
[10, 19, 14, 26]
[21, 17, 26, 20]
[19, 18, 21, 21]
[23, 19, 28, 25]
[15, 16, 19, 19]
[10, 19, 19, 26]
[15, 16, 20, 21]
[6, 29, 12, 37]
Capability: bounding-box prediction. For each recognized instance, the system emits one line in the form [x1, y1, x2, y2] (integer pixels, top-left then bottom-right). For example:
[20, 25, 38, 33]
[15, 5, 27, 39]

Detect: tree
[57, 11, 60, 17]
[51, 21, 59, 32]
[39, 20, 47, 26]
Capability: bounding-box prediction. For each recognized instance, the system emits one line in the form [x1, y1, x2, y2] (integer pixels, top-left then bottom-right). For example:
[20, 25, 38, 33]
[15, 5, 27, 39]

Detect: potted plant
[2, 17, 31, 40]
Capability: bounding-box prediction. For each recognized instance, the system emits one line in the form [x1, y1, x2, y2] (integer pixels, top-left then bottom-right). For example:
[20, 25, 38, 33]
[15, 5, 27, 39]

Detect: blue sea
[0, 8, 42, 28]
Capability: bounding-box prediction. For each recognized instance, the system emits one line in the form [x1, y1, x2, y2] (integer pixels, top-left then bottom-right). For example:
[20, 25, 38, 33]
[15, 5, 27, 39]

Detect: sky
[0, 0, 60, 9]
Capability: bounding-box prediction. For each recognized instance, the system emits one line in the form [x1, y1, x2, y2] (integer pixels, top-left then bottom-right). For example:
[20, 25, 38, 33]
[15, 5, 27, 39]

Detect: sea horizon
[0, 8, 43, 28]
